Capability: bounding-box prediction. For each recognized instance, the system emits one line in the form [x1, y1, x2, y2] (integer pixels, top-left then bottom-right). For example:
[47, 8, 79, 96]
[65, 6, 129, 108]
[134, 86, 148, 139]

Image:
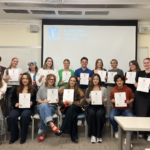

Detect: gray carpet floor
[0, 122, 150, 150]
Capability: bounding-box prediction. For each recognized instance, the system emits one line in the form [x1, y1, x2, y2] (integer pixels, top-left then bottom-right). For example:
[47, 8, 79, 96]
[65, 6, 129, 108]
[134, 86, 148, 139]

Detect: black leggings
[87, 105, 106, 138]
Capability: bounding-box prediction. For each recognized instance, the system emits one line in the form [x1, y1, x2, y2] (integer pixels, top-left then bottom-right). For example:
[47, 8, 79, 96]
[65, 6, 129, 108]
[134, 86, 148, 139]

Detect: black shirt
[135, 70, 150, 98]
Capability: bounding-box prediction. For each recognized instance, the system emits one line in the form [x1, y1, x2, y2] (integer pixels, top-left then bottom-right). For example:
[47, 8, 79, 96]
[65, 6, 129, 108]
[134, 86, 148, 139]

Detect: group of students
[0, 56, 150, 148]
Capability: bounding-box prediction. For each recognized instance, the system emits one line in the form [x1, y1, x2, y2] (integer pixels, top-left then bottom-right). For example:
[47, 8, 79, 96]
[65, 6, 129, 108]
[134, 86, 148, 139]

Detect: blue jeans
[37, 103, 56, 135]
[109, 108, 134, 140]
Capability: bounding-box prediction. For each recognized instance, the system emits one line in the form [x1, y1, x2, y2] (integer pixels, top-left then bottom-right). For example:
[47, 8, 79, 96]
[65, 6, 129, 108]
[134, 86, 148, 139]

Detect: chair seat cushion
[33, 114, 58, 119]
[62, 113, 85, 119]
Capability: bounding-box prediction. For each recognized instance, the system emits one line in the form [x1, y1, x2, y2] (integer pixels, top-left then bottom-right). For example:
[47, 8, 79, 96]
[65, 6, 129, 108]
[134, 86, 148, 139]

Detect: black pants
[87, 105, 106, 138]
[7, 108, 33, 141]
[5, 86, 18, 117]
[60, 105, 82, 141]
[134, 91, 150, 135]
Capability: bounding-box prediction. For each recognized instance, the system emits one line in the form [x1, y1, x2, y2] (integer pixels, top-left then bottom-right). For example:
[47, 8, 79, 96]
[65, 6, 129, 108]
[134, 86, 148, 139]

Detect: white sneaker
[97, 138, 102, 143]
[139, 134, 143, 138]
[115, 132, 118, 138]
[147, 135, 150, 141]
[124, 138, 133, 148]
[91, 136, 96, 143]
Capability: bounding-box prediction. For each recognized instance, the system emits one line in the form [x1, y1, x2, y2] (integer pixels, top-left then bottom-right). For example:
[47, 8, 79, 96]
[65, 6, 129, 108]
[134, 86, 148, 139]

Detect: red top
[110, 85, 135, 110]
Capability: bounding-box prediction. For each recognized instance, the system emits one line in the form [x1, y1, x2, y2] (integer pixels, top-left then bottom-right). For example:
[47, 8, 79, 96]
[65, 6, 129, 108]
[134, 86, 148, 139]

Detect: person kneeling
[7, 73, 37, 144]
[58, 76, 86, 142]
[109, 74, 134, 148]
[36, 74, 61, 142]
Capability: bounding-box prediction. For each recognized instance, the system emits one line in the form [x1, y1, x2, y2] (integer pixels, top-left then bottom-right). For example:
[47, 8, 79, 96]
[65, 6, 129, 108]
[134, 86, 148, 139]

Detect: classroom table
[114, 117, 150, 150]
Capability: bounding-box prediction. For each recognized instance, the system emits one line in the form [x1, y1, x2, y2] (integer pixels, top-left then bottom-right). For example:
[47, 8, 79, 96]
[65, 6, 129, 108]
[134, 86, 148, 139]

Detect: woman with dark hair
[7, 73, 37, 144]
[58, 76, 86, 142]
[125, 60, 141, 93]
[92, 59, 107, 87]
[36, 57, 59, 87]
[26, 62, 38, 91]
[134, 58, 150, 141]
[36, 74, 61, 143]
[109, 74, 134, 148]
[86, 74, 107, 143]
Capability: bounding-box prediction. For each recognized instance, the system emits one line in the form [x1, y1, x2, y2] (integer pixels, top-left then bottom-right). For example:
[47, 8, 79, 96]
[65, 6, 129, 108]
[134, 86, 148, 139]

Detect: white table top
[114, 117, 150, 131]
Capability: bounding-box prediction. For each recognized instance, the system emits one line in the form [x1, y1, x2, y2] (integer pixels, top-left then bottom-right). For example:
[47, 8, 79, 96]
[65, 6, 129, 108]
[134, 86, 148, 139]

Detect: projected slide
[43, 25, 136, 72]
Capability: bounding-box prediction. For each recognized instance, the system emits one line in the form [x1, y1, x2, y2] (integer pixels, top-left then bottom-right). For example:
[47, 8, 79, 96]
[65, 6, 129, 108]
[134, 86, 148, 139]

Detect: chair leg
[4, 117, 7, 141]
[85, 120, 88, 138]
[31, 118, 34, 140]
[111, 124, 113, 139]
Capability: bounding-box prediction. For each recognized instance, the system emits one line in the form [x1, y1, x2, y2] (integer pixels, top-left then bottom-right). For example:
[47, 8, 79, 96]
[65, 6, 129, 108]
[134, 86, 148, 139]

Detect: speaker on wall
[139, 26, 148, 33]
[30, 25, 39, 32]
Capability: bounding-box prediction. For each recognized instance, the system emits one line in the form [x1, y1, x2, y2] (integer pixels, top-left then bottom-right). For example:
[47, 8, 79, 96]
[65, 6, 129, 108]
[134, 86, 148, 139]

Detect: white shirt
[36, 68, 59, 87]
[0, 80, 7, 100]
[3, 68, 23, 85]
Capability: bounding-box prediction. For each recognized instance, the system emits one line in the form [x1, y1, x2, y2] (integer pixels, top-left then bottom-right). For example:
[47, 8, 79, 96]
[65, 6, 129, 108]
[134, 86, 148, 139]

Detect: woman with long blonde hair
[3, 58, 23, 116]
[36, 57, 59, 87]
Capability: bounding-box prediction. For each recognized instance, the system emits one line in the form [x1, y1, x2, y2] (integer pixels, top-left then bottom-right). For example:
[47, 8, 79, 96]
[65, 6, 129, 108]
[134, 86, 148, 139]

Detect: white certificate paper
[80, 73, 89, 85]
[19, 93, 30, 108]
[137, 77, 150, 93]
[115, 92, 127, 107]
[91, 91, 102, 105]
[47, 89, 58, 103]
[9, 69, 19, 81]
[98, 71, 107, 82]
[125, 72, 136, 84]
[107, 72, 117, 84]
[44, 70, 54, 78]
[63, 89, 74, 102]
[62, 71, 71, 83]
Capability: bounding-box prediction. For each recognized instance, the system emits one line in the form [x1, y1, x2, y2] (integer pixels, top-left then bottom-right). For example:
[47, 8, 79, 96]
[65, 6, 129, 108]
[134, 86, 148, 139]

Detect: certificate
[137, 77, 150, 93]
[9, 69, 19, 81]
[115, 92, 127, 107]
[98, 71, 107, 82]
[19, 93, 30, 108]
[91, 91, 102, 105]
[62, 71, 71, 83]
[44, 70, 54, 78]
[47, 89, 58, 103]
[63, 89, 74, 102]
[80, 73, 89, 85]
[125, 72, 136, 84]
[107, 72, 117, 84]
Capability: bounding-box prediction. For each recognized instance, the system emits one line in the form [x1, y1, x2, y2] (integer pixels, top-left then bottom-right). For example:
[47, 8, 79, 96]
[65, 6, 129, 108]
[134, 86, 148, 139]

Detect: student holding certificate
[3, 58, 23, 117]
[58, 59, 74, 88]
[109, 75, 134, 148]
[134, 58, 150, 141]
[36, 57, 59, 87]
[92, 59, 107, 87]
[0, 68, 7, 145]
[58, 76, 86, 142]
[105, 59, 123, 114]
[7, 73, 36, 144]
[36, 74, 61, 143]
[74, 57, 93, 94]
[26, 61, 38, 91]
[125, 60, 141, 93]
[86, 74, 107, 143]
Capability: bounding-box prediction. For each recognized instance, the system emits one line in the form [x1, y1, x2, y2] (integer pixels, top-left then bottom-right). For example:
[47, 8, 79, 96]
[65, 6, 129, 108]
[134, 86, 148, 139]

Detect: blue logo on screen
[47, 27, 60, 41]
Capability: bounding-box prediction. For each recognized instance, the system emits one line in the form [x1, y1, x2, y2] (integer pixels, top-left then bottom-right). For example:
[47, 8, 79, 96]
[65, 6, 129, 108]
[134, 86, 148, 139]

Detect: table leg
[118, 125, 123, 150]
[126, 131, 131, 150]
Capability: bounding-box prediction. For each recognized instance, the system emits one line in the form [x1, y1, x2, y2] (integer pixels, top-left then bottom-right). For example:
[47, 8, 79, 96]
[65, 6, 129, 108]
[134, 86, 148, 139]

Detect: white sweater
[3, 68, 23, 85]
[0, 80, 7, 100]
[36, 68, 59, 87]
